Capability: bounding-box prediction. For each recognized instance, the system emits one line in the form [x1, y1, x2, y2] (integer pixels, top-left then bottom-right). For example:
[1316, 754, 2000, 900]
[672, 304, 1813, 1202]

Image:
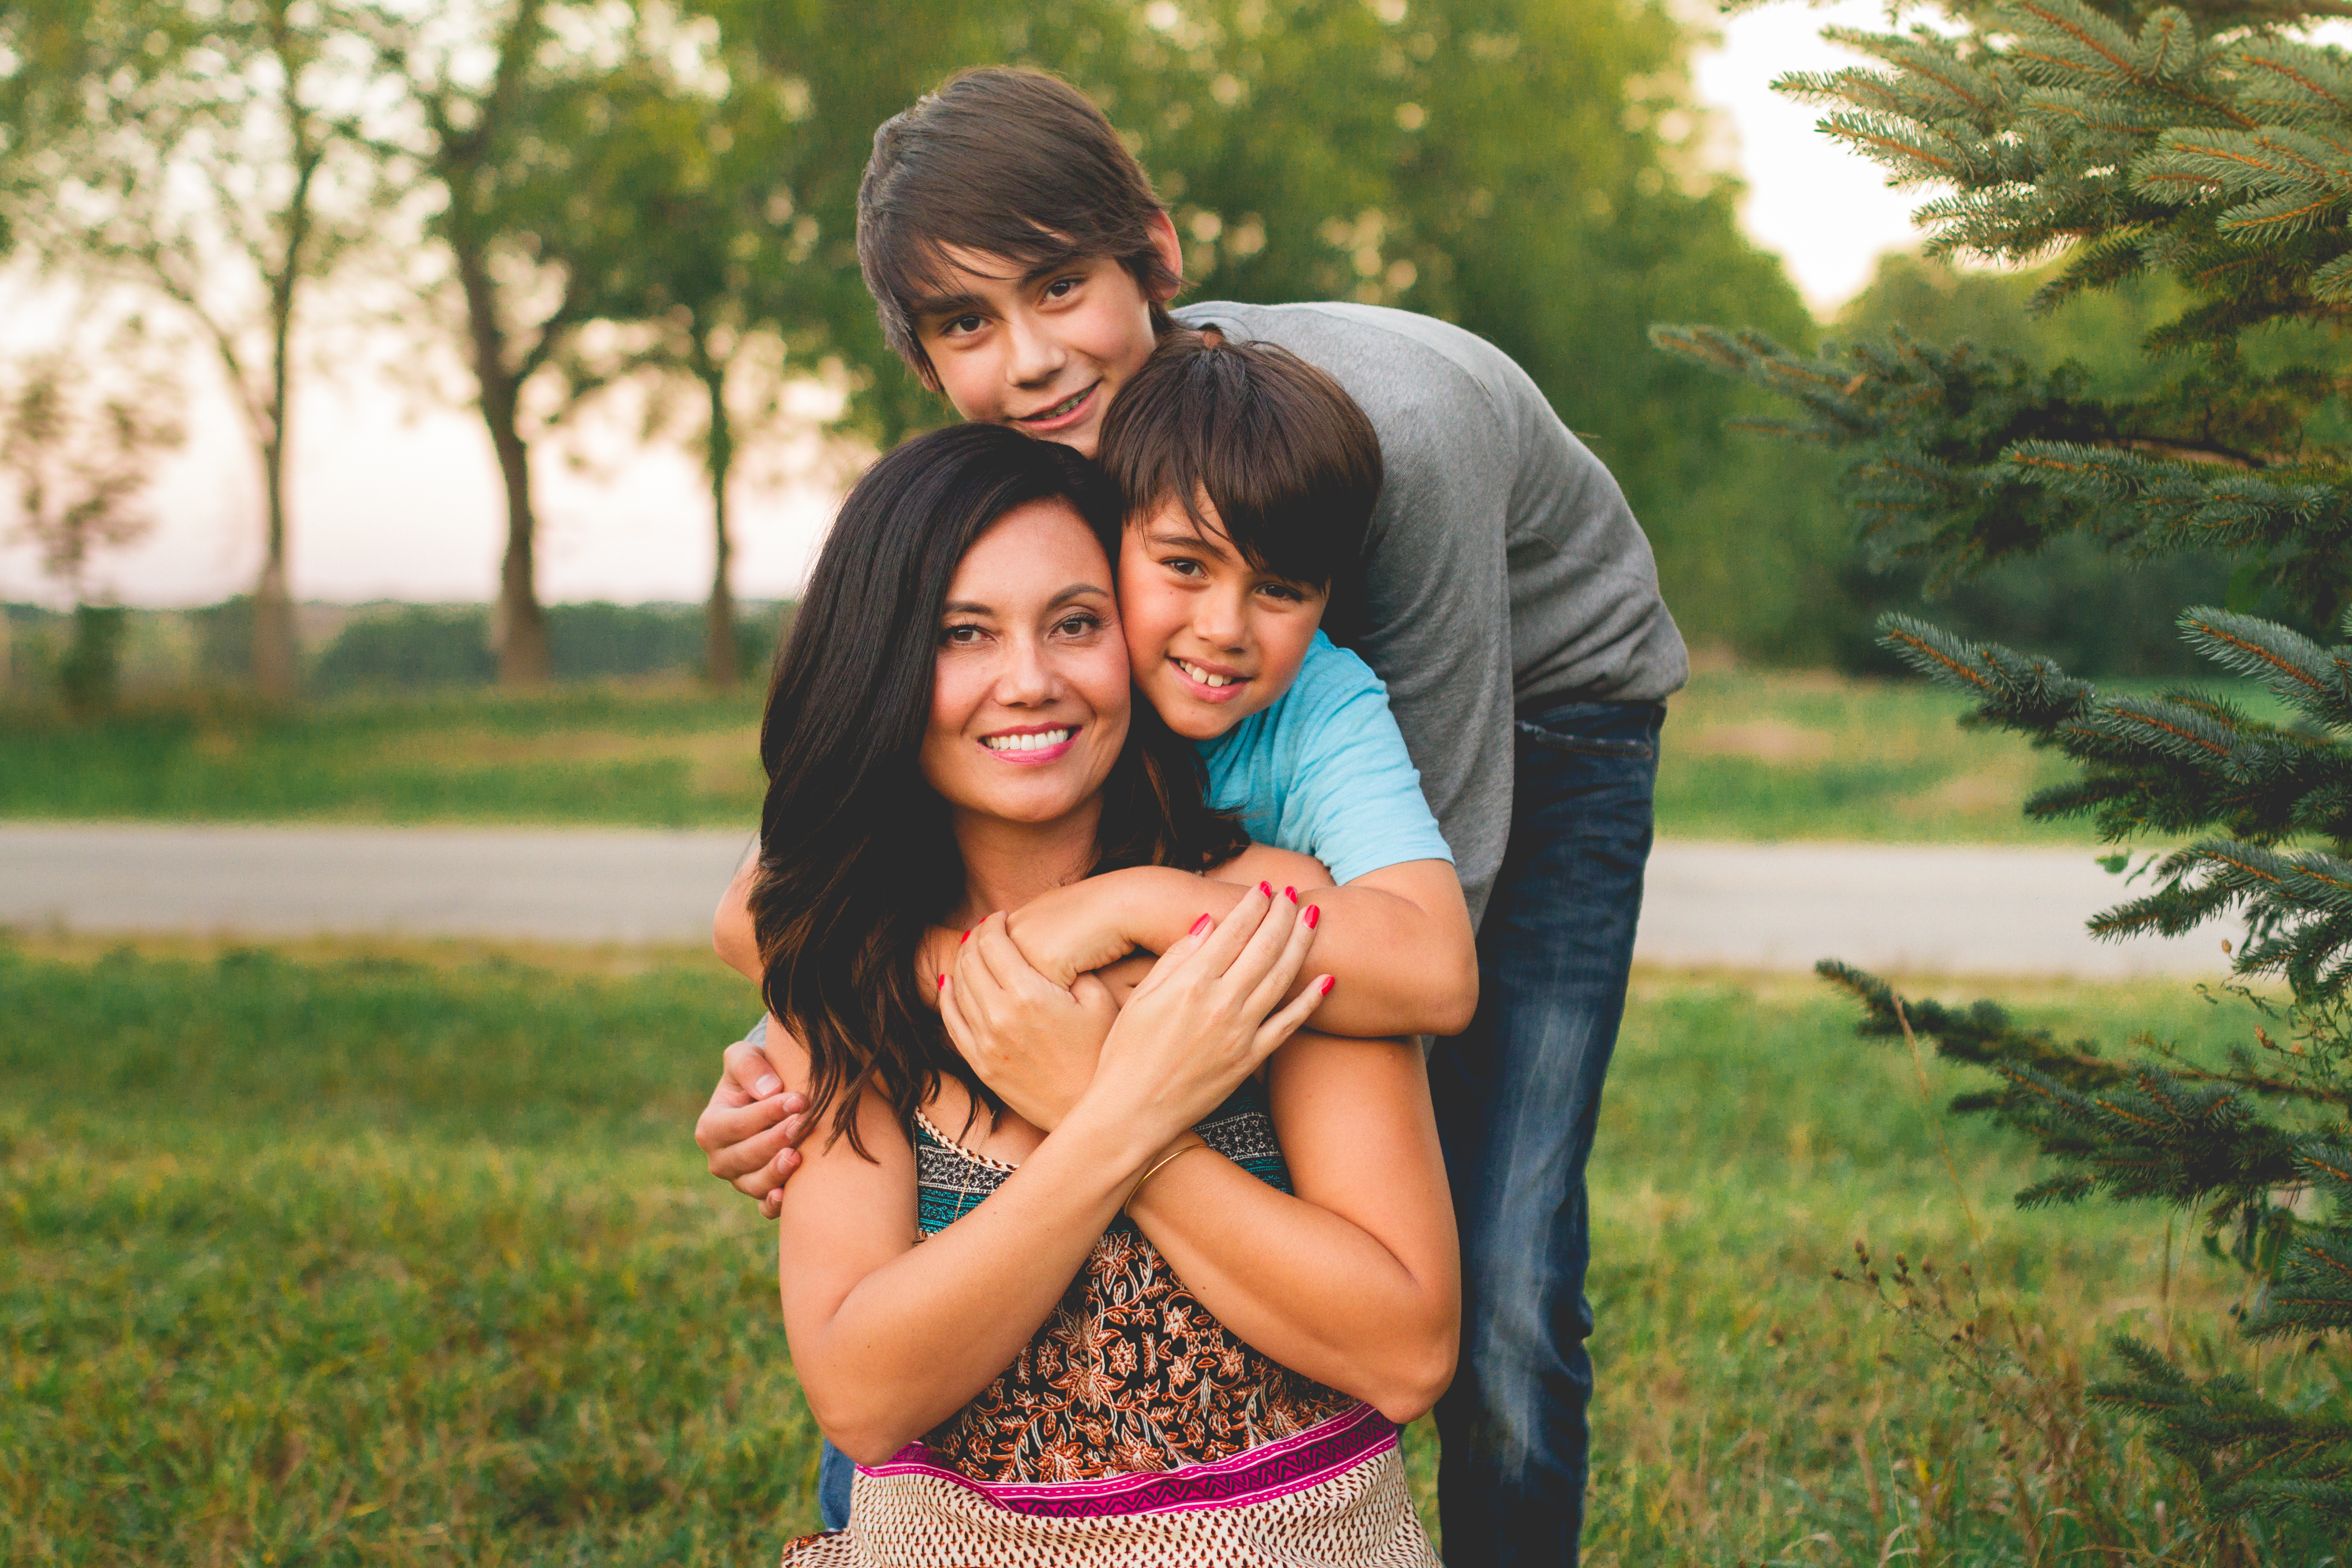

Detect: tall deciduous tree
[359, 0, 563, 685]
[550, 54, 830, 687]
[360, 0, 708, 687]
[1658, 0, 2352, 1547]
[1, 0, 369, 702]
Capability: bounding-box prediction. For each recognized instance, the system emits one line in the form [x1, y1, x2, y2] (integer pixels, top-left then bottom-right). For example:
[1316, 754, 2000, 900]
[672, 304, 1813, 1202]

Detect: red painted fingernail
[1258, 881, 1273, 898]
[1318, 975, 1335, 996]
[1304, 905, 1320, 929]
[960, 928, 970, 945]
[1284, 886, 1297, 904]
[1190, 914, 1213, 936]
[937, 974, 947, 990]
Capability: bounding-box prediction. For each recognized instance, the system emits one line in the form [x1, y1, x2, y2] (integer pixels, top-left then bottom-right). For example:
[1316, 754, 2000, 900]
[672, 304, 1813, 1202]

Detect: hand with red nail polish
[937, 909, 1119, 1133]
[1078, 862, 1330, 1144]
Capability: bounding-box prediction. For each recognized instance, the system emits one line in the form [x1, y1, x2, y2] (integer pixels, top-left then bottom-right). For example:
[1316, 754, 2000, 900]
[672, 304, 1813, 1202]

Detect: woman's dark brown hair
[750, 423, 1247, 1155]
[856, 66, 1183, 389]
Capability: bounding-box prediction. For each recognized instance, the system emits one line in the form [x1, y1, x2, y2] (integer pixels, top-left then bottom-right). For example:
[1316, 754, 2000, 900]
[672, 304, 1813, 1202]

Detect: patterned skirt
[778, 1402, 1437, 1567]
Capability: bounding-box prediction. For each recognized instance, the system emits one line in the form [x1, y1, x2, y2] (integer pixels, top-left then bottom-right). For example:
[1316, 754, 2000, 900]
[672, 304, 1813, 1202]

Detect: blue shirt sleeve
[1198, 634, 1456, 884]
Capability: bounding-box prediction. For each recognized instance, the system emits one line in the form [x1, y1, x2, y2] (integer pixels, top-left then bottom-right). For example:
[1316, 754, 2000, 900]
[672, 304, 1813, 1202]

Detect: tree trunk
[491, 420, 547, 686]
[699, 350, 737, 688]
[251, 429, 297, 702]
[453, 226, 549, 687]
[249, 8, 308, 706]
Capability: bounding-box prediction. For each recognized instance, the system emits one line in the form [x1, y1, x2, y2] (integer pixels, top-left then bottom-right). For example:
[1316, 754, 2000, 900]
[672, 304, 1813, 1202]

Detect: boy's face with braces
[1116, 493, 1329, 742]
[907, 215, 1183, 459]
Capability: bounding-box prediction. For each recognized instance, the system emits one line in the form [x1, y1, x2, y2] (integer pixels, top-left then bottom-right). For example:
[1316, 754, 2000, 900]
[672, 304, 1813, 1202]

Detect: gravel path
[0, 823, 2225, 980]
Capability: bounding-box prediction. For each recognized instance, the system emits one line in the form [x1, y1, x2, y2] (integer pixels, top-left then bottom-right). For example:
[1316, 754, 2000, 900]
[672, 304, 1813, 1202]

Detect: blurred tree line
[0, 0, 2217, 711]
[0, 596, 789, 696]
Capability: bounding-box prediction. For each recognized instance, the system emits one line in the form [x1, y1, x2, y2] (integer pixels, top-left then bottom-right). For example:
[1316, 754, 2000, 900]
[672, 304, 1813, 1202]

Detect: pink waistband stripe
[857, 1402, 1397, 1519]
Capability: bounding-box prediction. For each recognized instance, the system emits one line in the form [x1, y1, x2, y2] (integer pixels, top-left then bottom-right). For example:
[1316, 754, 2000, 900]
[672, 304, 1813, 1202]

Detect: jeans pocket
[1516, 702, 1661, 761]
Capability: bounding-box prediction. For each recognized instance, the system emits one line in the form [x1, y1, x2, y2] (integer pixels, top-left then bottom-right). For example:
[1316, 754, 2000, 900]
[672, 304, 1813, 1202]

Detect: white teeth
[1176, 659, 1238, 689]
[983, 728, 1072, 753]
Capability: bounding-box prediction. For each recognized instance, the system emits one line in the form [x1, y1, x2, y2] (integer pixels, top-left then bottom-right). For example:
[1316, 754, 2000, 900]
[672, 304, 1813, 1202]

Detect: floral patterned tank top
[909, 1079, 1360, 1485]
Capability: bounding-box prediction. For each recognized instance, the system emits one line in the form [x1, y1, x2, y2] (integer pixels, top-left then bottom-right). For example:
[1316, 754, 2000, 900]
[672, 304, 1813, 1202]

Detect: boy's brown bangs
[857, 67, 1183, 382]
[1099, 335, 1383, 595]
[883, 222, 1094, 319]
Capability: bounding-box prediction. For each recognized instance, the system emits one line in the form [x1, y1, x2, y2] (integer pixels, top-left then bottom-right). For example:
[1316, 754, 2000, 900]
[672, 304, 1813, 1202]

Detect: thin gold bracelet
[1125, 1140, 1207, 1211]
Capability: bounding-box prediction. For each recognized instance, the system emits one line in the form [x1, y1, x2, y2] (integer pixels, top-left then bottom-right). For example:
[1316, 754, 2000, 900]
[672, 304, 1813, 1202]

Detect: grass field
[0, 667, 2281, 842]
[5, 935, 2331, 1564]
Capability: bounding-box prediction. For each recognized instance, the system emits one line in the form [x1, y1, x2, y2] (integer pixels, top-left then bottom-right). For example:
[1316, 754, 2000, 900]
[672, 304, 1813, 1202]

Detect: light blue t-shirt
[1196, 631, 1455, 884]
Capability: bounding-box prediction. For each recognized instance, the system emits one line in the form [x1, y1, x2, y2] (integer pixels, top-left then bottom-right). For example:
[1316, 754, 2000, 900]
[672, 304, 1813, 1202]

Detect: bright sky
[3, 0, 1925, 611]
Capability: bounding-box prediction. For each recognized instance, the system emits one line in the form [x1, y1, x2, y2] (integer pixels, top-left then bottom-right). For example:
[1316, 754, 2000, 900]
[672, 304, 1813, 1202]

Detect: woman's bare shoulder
[760, 1015, 916, 1174]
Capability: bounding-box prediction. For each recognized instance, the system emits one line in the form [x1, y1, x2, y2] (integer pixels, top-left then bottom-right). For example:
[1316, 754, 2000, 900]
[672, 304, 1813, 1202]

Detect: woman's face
[919, 497, 1132, 826]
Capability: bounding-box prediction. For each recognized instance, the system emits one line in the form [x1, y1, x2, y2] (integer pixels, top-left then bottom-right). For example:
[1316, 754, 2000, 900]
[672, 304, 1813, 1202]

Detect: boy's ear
[1145, 212, 1185, 303]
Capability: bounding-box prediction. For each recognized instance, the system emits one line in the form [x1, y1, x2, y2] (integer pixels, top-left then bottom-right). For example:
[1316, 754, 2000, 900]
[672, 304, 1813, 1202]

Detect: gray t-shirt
[1173, 300, 1688, 926]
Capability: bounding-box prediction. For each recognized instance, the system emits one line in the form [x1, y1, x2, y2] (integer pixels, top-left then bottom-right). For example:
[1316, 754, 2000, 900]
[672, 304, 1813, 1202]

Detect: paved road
[0, 823, 2226, 979]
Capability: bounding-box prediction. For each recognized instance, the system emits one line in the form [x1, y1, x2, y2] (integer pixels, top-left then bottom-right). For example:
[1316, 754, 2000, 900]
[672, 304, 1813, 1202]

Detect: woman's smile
[979, 723, 1082, 763]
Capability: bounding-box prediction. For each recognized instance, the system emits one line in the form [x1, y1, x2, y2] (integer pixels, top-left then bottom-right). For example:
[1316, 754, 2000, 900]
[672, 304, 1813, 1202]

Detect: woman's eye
[941, 623, 985, 646]
[1054, 614, 1100, 637]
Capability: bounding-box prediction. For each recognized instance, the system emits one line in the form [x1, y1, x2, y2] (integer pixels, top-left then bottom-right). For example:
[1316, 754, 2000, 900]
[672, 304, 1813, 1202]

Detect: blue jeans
[817, 698, 1663, 1548]
[1428, 699, 1662, 1568]
[819, 1441, 853, 1530]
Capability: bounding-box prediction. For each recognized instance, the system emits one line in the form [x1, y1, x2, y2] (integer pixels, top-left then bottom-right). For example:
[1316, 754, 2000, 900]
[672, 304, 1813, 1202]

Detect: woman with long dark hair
[753, 423, 1455, 1566]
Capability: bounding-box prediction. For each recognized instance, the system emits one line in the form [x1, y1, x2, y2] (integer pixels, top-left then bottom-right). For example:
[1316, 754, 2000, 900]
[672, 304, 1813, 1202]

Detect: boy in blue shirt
[948, 329, 1478, 1034]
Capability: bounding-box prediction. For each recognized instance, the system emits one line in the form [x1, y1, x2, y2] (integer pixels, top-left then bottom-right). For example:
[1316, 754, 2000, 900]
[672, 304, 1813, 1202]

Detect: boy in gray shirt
[695, 66, 1684, 1568]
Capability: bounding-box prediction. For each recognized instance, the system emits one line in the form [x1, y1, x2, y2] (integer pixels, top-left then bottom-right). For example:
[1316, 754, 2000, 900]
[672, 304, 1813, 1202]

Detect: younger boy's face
[908, 216, 1183, 458]
[1117, 495, 1329, 742]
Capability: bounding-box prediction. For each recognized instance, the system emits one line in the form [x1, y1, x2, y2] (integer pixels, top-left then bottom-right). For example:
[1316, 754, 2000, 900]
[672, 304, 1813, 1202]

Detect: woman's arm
[1121, 1030, 1460, 1422]
[770, 1021, 1149, 1463]
[1004, 845, 1477, 1038]
[941, 922, 1460, 1422]
[780, 887, 1328, 1462]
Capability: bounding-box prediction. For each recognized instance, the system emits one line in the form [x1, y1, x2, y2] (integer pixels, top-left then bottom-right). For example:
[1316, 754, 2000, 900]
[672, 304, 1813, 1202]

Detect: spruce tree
[1654, 0, 2352, 1539]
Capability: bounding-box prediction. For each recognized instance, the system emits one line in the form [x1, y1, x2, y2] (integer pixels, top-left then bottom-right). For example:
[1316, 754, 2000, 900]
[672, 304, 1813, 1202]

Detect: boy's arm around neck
[1006, 848, 1477, 1039]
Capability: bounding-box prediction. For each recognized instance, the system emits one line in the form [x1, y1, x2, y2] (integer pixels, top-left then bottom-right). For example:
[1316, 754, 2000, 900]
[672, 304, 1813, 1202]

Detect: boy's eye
[1043, 276, 1080, 300]
[1258, 582, 1307, 603]
[946, 313, 984, 336]
[1164, 558, 1207, 579]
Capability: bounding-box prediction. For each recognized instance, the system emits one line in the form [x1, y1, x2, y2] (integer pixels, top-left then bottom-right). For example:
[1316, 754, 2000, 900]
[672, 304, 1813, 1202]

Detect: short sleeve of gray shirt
[1173, 301, 1687, 928]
